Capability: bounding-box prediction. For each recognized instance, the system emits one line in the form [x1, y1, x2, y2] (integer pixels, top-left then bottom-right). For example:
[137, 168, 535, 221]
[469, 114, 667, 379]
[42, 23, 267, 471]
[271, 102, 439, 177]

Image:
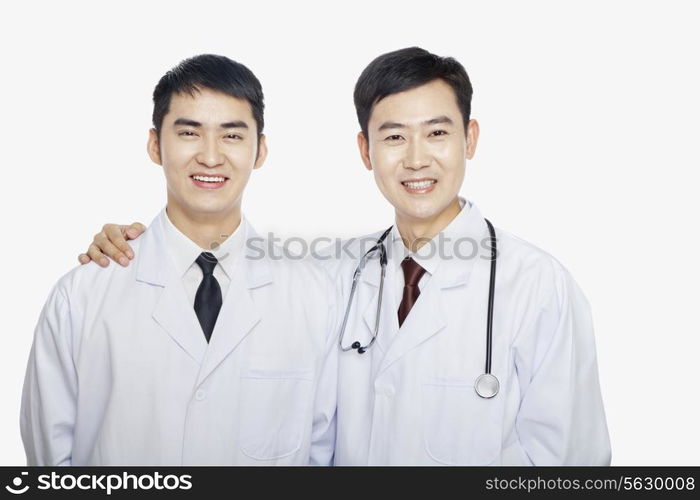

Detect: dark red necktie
[398, 257, 427, 327]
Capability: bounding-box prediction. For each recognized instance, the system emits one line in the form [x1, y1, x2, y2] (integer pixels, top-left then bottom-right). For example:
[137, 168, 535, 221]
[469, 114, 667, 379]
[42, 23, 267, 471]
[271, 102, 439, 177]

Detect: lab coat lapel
[377, 273, 448, 375]
[195, 221, 270, 386]
[137, 214, 207, 365]
[376, 201, 488, 375]
[360, 255, 397, 355]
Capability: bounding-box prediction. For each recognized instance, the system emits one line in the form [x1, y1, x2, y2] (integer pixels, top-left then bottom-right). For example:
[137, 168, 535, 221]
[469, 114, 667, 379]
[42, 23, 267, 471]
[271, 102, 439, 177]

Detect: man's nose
[196, 136, 224, 167]
[404, 139, 430, 169]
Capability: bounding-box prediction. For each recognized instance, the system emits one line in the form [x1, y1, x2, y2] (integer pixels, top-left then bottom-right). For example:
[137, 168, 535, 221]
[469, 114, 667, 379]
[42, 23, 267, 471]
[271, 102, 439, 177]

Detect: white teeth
[192, 175, 225, 183]
[403, 180, 436, 189]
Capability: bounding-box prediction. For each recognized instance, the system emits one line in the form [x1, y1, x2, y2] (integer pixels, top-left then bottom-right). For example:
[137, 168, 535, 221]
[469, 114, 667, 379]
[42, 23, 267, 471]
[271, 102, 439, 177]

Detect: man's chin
[394, 200, 440, 220]
[394, 199, 460, 226]
[184, 204, 241, 219]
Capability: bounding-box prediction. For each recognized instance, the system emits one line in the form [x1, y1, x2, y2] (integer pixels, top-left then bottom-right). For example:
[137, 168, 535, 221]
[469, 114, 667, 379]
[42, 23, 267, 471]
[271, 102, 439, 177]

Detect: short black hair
[353, 47, 473, 136]
[152, 54, 264, 138]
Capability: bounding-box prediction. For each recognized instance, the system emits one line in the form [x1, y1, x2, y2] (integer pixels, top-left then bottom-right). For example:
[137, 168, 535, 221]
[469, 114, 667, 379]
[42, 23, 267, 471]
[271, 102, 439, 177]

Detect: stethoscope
[338, 219, 500, 399]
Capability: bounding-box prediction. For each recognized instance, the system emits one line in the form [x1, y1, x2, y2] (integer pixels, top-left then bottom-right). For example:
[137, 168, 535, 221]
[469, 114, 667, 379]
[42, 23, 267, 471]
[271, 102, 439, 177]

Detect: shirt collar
[160, 208, 245, 280]
[390, 197, 472, 276]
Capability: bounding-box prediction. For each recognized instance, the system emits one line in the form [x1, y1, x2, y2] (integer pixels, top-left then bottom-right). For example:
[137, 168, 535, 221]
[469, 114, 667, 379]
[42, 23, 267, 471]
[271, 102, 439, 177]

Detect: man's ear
[253, 134, 268, 170]
[357, 131, 373, 171]
[465, 119, 480, 160]
[147, 128, 162, 165]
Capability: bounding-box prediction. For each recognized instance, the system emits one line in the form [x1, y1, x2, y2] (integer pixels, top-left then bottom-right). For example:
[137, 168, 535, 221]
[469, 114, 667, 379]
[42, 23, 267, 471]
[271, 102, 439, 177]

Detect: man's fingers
[125, 222, 146, 240]
[94, 232, 130, 267]
[81, 220, 140, 267]
[101, 224, 134, 262]
[86, 243, 110, 268]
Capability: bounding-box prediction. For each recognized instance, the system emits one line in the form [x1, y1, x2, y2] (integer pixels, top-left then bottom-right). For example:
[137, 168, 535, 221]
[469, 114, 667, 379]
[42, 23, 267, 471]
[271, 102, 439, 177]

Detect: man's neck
[165, 206, 242, 251]
[395, 198, 462, 253]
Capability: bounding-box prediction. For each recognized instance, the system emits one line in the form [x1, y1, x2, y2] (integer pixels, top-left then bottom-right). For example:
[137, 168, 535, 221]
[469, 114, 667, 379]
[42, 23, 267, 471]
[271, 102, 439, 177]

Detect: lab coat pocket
[239, 369, 313, 461]
[422, 377, 502, 465]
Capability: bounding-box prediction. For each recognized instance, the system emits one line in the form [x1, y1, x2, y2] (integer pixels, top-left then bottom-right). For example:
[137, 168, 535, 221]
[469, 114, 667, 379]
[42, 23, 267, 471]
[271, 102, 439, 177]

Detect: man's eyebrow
[220, 121, 249, 129]
[172, 119, 249, 129]
[377, 121, 406, 131]
[377, 116, 454, 131]
[173, 118, 201, 127]
[423, 115, 454, 126]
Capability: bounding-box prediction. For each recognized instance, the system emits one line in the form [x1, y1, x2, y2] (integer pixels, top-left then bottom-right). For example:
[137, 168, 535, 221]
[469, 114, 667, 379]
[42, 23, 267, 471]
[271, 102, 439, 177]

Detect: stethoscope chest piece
[475, 373, 499, 399]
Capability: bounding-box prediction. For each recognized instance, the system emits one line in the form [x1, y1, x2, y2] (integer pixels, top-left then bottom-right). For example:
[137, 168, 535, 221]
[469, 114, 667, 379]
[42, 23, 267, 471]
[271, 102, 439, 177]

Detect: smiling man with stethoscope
[79, 47, 611, 465]
[326, 47, 610, 465]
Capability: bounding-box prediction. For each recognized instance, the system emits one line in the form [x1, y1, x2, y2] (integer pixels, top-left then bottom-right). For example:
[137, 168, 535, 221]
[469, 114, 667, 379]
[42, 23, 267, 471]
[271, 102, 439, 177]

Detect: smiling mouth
[190, 174, 229, 189]
[191, 174, 228, 183]
[402, 179, 437, 189]
[401, 179, 437, 194]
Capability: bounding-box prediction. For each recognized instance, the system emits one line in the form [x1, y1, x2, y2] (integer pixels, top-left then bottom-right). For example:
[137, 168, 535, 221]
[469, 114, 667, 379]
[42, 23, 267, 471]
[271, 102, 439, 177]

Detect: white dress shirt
[162, 210, 245, 306]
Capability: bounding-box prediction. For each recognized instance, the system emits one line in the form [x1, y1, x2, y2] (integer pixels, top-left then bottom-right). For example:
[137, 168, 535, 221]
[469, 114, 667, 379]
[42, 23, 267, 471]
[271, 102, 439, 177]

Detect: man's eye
[429, 130, 448, 137]
[178, 130, 196, 137]
[385, 135, 404, 141]
[225, 134, 242, 140]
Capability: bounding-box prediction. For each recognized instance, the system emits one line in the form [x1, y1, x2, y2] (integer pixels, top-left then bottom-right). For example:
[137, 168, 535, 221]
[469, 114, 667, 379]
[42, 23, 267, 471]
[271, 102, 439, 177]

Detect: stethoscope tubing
[338, 220, 498, 397]
[484, 218, 496, 376]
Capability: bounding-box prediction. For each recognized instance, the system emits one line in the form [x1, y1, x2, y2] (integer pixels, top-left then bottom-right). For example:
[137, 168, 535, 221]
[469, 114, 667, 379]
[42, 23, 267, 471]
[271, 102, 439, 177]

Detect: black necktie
[194, 252, 222, 343]
[398, 257, 427, 327]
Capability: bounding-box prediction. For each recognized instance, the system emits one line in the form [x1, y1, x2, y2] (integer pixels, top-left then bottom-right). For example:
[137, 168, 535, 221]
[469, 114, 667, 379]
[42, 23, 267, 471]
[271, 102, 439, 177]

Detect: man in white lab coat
[21, 55, 338, 465]
[79, 48, 611, 465]
[329, 47, 611, 465]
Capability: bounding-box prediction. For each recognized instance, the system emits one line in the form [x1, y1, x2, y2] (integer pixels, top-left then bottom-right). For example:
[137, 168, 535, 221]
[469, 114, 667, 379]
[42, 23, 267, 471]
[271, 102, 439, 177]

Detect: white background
[1, 0, 698, 465]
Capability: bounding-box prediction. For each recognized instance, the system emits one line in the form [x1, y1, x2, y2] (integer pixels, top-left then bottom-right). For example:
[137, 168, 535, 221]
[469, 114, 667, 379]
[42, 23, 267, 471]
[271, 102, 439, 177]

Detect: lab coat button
[195, 390, 206, 401]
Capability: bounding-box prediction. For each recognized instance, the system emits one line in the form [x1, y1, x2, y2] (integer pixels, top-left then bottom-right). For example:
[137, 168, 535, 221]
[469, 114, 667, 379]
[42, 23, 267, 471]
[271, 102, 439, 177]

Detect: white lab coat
[21, 211, 339, 466]
[326, 202, 611, 465]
